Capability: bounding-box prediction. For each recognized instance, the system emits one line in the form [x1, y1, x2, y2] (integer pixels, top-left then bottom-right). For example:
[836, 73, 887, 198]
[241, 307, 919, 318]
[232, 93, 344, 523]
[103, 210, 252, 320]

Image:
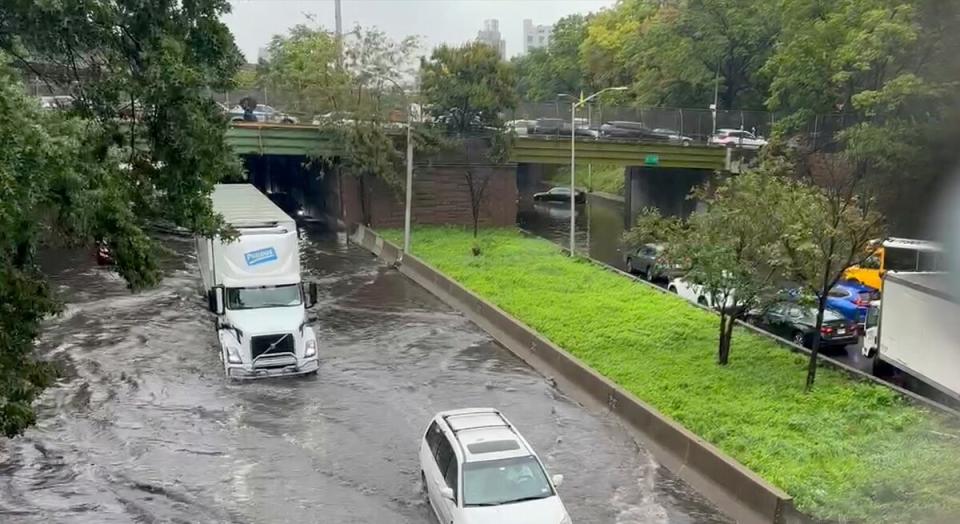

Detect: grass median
[383, 226, 960, 523]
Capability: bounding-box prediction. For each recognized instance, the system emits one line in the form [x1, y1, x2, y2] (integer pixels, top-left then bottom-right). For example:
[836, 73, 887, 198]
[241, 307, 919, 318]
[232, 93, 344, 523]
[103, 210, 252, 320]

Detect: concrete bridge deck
[226, 123, 730, 171]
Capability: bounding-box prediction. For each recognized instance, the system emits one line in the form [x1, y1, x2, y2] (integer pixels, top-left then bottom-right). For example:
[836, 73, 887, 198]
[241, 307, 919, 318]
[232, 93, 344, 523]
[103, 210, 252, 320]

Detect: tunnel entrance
[241, 154, 336, 228]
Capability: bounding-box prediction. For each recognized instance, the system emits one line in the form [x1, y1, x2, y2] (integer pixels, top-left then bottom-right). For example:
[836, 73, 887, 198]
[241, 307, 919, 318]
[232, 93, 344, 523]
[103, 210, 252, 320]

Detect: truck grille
[251, 333, 295, 359]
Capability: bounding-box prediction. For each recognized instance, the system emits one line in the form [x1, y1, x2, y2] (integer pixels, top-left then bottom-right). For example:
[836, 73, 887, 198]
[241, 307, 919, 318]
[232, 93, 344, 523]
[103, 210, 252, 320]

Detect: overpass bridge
[225, 123, 732, 172]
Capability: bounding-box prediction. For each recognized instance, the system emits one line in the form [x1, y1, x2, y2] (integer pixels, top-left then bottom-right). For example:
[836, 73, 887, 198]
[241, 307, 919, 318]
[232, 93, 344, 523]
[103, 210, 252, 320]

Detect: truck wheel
[697, 296, 708, 306]
[668, 286, 678, 294]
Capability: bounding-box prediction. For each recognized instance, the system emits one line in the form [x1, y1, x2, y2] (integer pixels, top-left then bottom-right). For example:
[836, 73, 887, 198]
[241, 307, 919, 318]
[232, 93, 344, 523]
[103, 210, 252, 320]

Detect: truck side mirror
[208, 287, 225, 315]
[307, 282, 318, 308]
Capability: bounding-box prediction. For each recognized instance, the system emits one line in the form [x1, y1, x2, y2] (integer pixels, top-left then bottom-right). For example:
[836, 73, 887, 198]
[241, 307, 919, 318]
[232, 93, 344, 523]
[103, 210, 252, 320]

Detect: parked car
[533, 186, 586, 204]
[667, 277, 734, 309]
[599, 121, 669, 141]
[419, 408, 571, 524]
[709, 128, 768, 149]
[625, 243, 682, 281]
[748, 301, 858, 349]
[827, 282, 880, 324]
[652, 128, 694, 146]
[229, 104, 298, 124]
[266, 192, 306, 218]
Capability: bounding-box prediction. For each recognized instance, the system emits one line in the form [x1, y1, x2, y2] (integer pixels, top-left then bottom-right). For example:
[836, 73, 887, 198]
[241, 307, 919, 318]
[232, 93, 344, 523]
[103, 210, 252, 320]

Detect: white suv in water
[419, 408, 571, 524]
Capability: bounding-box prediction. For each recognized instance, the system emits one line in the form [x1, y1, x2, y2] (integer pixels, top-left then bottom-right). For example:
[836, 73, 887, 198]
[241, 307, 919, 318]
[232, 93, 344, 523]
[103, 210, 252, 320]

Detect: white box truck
[198, 184, 319, 379]
[863, 272, 960, 401]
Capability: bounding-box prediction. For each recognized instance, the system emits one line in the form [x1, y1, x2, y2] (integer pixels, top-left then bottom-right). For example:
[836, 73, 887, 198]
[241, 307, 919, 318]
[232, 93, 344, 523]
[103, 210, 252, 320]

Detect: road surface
[0, 226, 729, 524]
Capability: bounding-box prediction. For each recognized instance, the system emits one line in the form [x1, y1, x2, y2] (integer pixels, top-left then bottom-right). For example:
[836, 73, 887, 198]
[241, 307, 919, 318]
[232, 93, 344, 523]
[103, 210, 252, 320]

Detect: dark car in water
[533, 186, 586, 204]
[748, 301, 859, 349]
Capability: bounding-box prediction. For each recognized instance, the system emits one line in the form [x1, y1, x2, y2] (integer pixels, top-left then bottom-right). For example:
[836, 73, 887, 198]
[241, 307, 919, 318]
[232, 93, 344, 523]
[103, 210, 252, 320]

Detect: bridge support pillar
[624, 167, 711, 227]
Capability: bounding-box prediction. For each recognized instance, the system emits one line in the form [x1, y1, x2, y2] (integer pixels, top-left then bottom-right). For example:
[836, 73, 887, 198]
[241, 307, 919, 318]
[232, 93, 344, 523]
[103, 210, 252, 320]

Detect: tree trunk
[358, 175, 371, 227]
[717, 312, 730, 365]
[805, 294, 828, 391]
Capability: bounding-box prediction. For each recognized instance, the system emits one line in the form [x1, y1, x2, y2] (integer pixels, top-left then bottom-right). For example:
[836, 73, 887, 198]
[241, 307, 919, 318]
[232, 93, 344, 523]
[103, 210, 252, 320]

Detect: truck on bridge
[199, 184, 320, 379]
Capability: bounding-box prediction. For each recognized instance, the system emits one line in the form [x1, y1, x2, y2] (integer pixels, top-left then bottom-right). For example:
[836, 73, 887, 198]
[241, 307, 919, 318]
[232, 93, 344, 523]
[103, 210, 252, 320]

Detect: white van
[198, 184, 319, 379]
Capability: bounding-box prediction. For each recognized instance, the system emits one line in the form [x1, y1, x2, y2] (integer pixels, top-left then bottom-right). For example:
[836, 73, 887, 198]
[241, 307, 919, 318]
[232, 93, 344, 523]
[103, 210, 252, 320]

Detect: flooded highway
[0, 226, 729, 524]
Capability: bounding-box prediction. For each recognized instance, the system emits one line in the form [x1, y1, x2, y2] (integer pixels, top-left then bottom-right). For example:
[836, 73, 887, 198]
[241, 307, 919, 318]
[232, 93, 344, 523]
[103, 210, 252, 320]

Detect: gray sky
[224, 0, 614, 62]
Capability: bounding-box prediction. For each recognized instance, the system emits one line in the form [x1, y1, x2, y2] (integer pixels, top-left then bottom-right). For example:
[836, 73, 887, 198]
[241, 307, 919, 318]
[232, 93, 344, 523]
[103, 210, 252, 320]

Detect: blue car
[827, 283, 880, 324]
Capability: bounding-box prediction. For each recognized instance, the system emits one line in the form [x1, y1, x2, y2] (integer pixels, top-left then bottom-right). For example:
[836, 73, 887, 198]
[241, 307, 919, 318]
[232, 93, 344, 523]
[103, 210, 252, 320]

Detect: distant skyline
[224, 0, 614, 62]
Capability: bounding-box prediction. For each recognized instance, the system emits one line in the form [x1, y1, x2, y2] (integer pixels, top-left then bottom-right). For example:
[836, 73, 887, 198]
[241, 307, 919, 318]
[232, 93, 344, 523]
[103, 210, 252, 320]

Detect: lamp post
[561, 86, 628, 256]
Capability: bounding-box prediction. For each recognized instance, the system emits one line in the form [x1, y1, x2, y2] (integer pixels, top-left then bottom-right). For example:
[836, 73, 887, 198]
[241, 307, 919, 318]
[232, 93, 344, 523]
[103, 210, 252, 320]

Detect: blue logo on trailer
[244, 247, 278, 266]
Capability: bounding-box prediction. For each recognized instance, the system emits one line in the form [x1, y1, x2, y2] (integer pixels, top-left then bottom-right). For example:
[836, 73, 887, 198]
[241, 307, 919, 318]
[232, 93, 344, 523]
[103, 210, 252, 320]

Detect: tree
[625, 168, 792, 365]
[0, 0, 242, 435]
[763, 0, 960, 234]
[420, 42, 516, 132]
[257, 24, 346, 114]
[777, 157, 885, 390]
[512, 14, 590, 101]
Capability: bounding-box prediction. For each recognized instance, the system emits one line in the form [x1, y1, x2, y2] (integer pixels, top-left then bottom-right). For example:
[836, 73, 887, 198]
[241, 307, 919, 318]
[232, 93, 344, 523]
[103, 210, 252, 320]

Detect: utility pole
[335, 0, 343, 68]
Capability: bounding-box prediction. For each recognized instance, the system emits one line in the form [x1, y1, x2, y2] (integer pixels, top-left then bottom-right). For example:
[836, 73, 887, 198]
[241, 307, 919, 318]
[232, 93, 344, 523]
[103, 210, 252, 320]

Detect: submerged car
[419, 408, 571, 524]
[533, 186, 586, 204]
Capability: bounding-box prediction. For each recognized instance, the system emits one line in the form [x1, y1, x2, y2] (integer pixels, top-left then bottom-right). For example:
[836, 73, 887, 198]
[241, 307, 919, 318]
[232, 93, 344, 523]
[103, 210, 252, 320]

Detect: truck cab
[200, 184, 320, 379]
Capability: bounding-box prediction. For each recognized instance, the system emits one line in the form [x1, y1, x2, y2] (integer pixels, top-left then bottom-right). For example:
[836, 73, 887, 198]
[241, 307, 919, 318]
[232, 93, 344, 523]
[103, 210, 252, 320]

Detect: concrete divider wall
[351, 226, 807, 524]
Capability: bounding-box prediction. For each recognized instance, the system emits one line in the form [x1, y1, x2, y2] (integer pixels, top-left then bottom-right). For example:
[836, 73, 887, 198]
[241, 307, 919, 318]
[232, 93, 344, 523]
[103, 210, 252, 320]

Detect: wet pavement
[0, 226, 729, 523]
[517, 190, 874, 373]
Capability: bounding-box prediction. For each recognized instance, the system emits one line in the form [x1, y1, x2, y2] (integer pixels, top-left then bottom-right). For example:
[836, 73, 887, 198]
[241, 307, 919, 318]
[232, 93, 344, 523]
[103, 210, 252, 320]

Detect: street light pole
[564, 86, 628, 256]
[403, 109, 413, 253]
[569, 101, 576, 255]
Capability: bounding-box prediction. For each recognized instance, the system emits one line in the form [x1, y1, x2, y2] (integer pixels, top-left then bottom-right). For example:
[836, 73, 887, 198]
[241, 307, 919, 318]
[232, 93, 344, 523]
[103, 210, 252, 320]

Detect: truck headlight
[226, 346, 243, 364]
[304, 338, 317, 358]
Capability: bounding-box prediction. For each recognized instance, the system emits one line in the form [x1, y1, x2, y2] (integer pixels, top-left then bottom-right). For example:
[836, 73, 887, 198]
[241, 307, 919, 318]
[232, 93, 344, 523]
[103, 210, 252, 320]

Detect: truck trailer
[198, 184, 319, 379]
[863, 272, 959, 401]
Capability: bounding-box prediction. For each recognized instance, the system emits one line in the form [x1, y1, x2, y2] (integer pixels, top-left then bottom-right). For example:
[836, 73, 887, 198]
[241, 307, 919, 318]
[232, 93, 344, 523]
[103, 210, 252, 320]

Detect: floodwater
[0, 226, 729, 523]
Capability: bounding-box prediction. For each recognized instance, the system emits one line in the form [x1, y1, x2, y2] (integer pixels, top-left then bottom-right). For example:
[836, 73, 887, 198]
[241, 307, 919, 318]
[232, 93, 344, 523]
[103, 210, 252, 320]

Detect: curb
[351, 225, 808, 524]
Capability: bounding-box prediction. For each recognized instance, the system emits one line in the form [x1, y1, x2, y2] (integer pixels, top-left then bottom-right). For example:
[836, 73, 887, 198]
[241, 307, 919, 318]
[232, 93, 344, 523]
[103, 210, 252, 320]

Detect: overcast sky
[224, 0, 614, 62]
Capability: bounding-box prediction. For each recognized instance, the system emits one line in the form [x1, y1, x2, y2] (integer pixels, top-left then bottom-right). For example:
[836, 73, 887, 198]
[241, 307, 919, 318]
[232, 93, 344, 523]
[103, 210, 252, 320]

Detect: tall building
[522, 19, 553, 54]
[476, 19, 506, 60]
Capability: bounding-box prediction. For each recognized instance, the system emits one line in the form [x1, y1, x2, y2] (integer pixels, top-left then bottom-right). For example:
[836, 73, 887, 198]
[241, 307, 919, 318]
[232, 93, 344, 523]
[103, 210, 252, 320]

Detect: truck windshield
[226, 285, 301, 310]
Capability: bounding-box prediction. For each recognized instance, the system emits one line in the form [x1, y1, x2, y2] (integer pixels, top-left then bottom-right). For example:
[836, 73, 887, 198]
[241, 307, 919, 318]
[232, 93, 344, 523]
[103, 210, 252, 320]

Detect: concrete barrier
[351, 226, 808, 524]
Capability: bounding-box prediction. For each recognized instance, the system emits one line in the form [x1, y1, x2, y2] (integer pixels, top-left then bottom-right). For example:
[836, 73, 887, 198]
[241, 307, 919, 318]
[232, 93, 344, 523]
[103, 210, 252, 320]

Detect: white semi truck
[863, 272, 960, 401]
[199, 184, 319, 379]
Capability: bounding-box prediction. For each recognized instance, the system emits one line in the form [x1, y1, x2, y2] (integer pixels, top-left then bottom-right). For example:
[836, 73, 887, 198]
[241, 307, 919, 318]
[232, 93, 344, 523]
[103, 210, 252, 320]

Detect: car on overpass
[599, 121, 671, 141]
[229, 104, 298, 124]
[709, 128, 768, 149]
[419, 408, 571, 524]
[533, 186, 586, 204]
[652, 128, 694, 146]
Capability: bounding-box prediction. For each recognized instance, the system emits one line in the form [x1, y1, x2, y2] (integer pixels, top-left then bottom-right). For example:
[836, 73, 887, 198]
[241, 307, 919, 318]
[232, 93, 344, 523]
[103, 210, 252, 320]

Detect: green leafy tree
[258, 24, 346, 114]
[420, 42, 516, 132]
[512, 14, 590, 101]
[624, 167, 793, 365]
[776, 157, 885, 390]
[0, 0, 242, 435]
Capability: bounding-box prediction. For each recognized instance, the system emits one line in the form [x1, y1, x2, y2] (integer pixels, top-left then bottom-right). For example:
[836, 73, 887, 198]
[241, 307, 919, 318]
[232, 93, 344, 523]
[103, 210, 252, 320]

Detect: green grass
[550, 163, 624, 196]
[385, 227, 960, 523]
